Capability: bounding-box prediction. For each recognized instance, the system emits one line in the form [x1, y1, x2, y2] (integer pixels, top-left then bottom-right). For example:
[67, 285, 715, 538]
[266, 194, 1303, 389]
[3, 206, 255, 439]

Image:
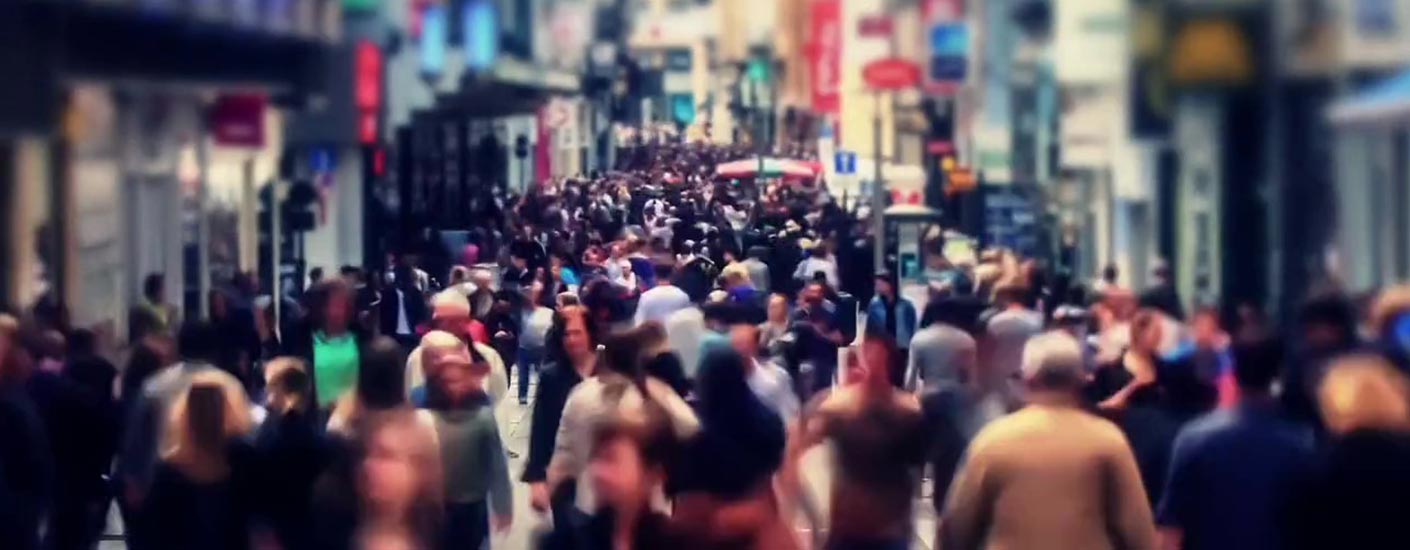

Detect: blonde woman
[316, 410, 445, 550]
[1292, 355, 1410, 549]
[145, 371, 256, 550]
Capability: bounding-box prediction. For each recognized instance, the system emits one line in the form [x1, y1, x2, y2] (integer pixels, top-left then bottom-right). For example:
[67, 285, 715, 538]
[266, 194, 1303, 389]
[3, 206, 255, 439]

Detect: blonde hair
[1369, 284, 1410, 337]
[358, 410, 444, 539]
[1319, 354, 1410, 435]
[163, 370, 253, 480]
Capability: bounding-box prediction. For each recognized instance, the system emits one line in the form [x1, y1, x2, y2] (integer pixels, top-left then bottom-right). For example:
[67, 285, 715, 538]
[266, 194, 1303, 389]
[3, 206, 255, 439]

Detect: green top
[312, 331, 359, 408]
[432, 403, 512, 515]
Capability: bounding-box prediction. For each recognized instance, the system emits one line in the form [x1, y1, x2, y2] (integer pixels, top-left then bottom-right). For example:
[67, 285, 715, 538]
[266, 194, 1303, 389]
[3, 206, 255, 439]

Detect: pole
[271, 179, 282, 339]
[196, 119, 211, 319]
[872, 90, 885, 273]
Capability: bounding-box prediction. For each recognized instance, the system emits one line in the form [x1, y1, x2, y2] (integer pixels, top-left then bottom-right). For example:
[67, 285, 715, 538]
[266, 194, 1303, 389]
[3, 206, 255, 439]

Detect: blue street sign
[835, 151, 857, 174]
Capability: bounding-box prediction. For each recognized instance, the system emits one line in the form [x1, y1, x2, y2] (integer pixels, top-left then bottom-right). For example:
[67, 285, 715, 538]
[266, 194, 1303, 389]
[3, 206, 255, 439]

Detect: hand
[493, 513, 513, 533]
[1097, 395, 1128, 412]
[529, 482, 550, 513]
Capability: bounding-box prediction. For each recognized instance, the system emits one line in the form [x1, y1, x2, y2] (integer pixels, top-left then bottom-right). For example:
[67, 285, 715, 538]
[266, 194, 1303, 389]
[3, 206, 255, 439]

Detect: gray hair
[1020, 331, 1086, 389]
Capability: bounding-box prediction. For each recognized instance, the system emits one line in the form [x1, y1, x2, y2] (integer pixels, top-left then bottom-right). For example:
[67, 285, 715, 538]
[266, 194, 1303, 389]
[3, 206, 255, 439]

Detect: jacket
[866, 295, 918, 348]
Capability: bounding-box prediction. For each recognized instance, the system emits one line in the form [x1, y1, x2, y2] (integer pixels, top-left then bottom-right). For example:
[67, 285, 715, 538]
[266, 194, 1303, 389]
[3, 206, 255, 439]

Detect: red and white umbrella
[715, 157, 818, 179]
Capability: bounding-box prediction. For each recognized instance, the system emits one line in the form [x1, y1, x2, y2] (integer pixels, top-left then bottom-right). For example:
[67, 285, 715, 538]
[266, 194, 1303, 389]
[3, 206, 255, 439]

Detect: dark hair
[178, 321, 221, 364]
[1102, 264, 1119, 283]
[1298, 290, 1358, 341]
[306, 280, 354, 332]
[122, 340, 166, 400]
[309, 267, 325, 282]
[143, 273, 165, 300]
[652, 261, 675, 282]
[546, 305, 599, 364]
[269, 366, 312, 404]
[1232, 337, 1283, 391]
[67, 328, 98, 357]
[921, 298, 968, 330]
[599, 330, 646, 381]
[359, 337, 407, 410]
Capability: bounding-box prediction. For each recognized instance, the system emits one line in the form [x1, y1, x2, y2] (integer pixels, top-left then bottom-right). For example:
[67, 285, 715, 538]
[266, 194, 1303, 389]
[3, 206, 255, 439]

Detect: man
[742, 246, 771, 294]
[983, 284, 1043, 409]
[634, 263, 692, 327]
[380, 265, 429, 350]
[129, 273, 177, 342]
[905, 298, 977, 395]
[866, 272, 917, 387]
[792, 240, 840, 290]
[730, 323, 798, 420]
[943, 332, 1156, 550]
[1156, 339, 1315, 550]
[405, 292, 508, 406]
[1141, 261, 1185, 321]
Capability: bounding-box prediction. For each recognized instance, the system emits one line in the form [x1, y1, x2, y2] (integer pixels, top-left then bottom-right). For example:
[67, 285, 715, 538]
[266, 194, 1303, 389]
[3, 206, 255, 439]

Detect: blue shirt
[1156, 403, 1316, 550]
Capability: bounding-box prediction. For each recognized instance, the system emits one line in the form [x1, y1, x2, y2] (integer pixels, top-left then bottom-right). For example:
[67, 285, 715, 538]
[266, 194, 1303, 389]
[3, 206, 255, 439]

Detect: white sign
[1339, 0, 1410, 69]
[1060, 89, 1118, 169]
[1054, 0, 1129, 85]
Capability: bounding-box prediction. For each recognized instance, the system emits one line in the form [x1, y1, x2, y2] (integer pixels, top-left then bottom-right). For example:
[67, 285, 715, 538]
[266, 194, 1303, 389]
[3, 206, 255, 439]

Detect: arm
[940, 443, 993, 550]
[521, 372, 561, 482]
[546, 384, 588, 493]
[1106, 437, 1158, 550]
[1155, 431, 1196, 550]
[904, 345, 922, 393]
[483, 413, 514, 527]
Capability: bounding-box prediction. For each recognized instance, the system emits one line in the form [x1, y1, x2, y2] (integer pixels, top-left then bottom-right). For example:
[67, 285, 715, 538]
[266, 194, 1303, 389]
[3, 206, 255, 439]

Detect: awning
[715, 157, 818, 179]
[1329, 67, 1410, 126]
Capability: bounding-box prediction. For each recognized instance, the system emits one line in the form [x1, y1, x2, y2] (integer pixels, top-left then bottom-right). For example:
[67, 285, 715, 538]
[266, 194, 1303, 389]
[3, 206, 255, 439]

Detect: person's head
[875, 271, 895, 299]
[264, 357, 312, 415]
[599, 330, 645, 381]
[1299, 290, 1358, 352]
[852, 337, 896, 390]
[470, 269, 495, 292]
[729, 323, 760, 361]
[177, 321, 221, 365]
[1020, 331, 1087, 396]
[1369, 284, 1410, 343]
[652, 262, 675, 285]
[1231, 337, 1282, 395]
[556, 292, 580, 309]
[361, 337, 408, 410]
[340, 265, 363, 285]
[1101, 264, 1119, 285]
[164, 371, 251, 470]
[143, 273, 165, 302]
[448, 265, 470, 285]
[994, 283, 1027, 309]
[309, 280, 355, 334]
[1151, 261, 1171, 285]
[767, 293, 789, 323]
[634, 321, 669, 358]
[430, 290, 472, 334]
[358, 410, 443, 529]
[510, 250, 529, 270]
[428, 339, 490, 403]
[309, 267, 325, 285]
[722, 248, 738, 264]
[1318, 354, 1410, 436]
[801, 282, 826, 307]
[554, 305, 599, 363]
[588, 411, 677, 515]
[1191, 307, 1223, 348]
[1130, 309, 1164, 355]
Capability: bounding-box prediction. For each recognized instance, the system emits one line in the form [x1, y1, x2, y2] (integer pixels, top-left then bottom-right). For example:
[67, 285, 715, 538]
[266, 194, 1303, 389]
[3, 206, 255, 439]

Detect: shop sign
[463, 0, 499, 72]
[858, 15, 894, 38]
[665, 49, 693, 72]
[209, 94, 266, 148]
[355, 40, 382, 110]
[419, 3, 448, 77]
[863, 58, 921, 90]
[808, 0, 842, 117]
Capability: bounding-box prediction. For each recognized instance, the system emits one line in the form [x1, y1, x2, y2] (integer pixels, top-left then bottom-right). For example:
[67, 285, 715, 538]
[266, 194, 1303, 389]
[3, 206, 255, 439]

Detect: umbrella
[715, 157, 818, 179]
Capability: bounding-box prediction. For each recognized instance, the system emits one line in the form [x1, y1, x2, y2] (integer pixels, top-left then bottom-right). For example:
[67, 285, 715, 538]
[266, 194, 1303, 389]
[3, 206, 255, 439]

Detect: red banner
[808, 0, 841, 118]
[208, 94, 266, 148]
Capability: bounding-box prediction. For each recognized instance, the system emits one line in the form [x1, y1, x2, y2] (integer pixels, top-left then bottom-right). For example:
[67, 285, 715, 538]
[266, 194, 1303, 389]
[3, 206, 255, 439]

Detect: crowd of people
[3, 141, 1410, 550]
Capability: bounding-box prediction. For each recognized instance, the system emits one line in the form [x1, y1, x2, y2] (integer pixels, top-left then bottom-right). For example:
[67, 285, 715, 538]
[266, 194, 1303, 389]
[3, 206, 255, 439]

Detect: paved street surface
[102, 374, 938, 549]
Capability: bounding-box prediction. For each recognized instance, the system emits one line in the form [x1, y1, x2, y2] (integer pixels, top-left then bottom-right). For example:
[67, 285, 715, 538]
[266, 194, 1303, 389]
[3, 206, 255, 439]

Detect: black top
[1290, 429, 1410, 550]
[252, 410, 333, 550]
[0, 387, 52, 550]
[145, 443, 256, 550]
[643, 352, 692, 398]
[522, 362, 586, 483]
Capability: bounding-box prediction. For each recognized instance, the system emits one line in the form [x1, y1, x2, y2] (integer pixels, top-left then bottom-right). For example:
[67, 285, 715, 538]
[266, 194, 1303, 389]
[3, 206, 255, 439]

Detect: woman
[673, 348, 794, 549]
[548, 252, 582, 299]
[328, 337, 410, 436]
[287, 280, 367, 411]
[422, 340, 513, 550]
[315, 410, 444, 550]
[758, 294, 791, 360]
[547, 328, 699, 517]
[539, 411, 686, 550]
[1291, 355, 1410, 550]
[524, 306, 599, 524]
[518, 282, 556, 405]
[144, 371, 256, 550]
[636, 321, 691, 398]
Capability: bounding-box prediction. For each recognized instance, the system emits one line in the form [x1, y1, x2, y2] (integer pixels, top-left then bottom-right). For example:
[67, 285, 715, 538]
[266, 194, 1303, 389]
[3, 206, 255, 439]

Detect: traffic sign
[863, 58, 921, 90]
[834, 151, 857, 174]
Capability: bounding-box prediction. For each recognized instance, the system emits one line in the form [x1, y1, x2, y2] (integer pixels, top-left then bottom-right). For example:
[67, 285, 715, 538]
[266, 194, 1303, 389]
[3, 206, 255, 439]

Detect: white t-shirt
[634, 284, 692, 327]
